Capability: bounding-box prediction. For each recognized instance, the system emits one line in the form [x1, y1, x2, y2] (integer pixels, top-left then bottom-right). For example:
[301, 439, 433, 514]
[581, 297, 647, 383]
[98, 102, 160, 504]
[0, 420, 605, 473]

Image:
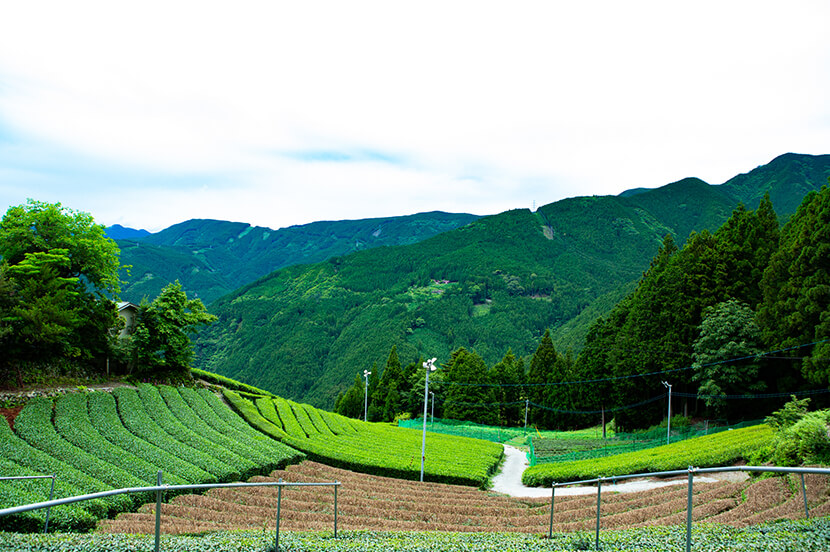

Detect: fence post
[275, 478, 283, 551]
[43, 475, 55, 534]
[801, 473, 810, 519]
[595, 477, 602, 550]
[685, 467, 694, 552]
[154, 470, 163, 552]
[548, 483, 556, 538]
[334, 482, 339, 538]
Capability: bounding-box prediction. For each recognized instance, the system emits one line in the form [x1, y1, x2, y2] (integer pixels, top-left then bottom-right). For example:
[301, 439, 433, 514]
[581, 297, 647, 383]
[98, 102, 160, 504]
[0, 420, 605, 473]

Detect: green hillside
[117, 211, 479, 303]
[194, 155, 830, 407]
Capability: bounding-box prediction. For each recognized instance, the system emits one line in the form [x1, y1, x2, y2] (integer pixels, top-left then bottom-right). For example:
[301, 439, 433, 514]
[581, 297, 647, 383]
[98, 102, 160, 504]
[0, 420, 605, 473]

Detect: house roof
[117, 301, 139, 312]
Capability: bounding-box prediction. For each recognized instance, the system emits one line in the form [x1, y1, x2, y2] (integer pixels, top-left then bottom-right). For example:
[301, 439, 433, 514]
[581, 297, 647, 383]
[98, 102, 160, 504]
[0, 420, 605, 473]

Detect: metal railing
[0, 471, 340, 552]
[547, 465, 830, 552]
[0, 475, 56, 533]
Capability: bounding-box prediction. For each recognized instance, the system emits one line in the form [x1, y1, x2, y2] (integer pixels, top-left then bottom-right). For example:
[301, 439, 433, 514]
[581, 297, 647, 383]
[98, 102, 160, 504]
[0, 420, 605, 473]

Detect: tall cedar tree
[527, 330, 559, 429]
[759, 186, 830, 387]
[488, 349, 525, 426]
[369, 346, 403, 422]
[442, 347, 496, 425]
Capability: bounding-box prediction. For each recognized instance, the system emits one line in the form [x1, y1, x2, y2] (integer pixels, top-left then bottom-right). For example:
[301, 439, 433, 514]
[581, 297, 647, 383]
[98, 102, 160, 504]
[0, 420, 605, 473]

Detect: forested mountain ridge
[194, 153, 830, 408]
[113, 211, 480, 303]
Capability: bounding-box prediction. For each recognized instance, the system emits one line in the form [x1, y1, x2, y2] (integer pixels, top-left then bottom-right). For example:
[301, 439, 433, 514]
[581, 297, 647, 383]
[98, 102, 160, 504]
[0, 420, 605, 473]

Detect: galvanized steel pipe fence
[0, 471, 340, 552]
[548, 465, 830, 552]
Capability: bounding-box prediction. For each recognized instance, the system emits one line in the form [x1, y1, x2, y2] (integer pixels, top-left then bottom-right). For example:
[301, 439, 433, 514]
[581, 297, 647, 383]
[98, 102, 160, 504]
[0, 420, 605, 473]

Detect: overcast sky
[1, 1, 828, 232]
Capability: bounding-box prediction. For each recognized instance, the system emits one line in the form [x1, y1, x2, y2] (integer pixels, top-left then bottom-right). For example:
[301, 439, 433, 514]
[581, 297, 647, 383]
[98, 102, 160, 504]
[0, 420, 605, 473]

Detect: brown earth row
[97, 461, 830, 535]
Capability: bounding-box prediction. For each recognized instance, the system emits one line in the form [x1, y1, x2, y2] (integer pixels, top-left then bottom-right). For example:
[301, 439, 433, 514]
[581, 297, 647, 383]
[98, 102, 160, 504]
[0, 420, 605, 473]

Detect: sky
[1, 1, 829, 233]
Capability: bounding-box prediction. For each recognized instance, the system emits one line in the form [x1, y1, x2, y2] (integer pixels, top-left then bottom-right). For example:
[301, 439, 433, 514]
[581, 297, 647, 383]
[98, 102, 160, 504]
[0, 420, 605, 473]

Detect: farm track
[98, 461, 830, 535]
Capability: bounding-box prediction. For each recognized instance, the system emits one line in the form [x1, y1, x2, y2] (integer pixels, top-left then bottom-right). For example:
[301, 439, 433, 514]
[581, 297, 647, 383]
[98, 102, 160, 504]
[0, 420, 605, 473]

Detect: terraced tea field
[99, 461, 830, 535]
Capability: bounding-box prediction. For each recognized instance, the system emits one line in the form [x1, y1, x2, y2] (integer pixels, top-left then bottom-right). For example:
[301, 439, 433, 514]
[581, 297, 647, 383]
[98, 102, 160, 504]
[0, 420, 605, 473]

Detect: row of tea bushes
[522, 423, 773, 486]
[0, 385, 304, 531]
[224, 390, 503, 487]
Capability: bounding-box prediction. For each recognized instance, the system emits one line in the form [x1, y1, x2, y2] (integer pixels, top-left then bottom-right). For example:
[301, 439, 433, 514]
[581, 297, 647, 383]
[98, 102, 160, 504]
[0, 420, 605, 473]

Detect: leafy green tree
[131, 281, 216, 376]
[0, 201, 122, 383]
[692, 299, 764, 417]
[0, 200, 121, 296]
[759, 186, 830, 386]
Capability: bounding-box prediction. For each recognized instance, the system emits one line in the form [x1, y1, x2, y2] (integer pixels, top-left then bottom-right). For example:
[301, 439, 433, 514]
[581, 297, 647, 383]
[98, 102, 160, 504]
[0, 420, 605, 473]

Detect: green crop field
[523, 424, 773, 486]
[223, 390, 503, 487]
[4, 520, 830, 551]
[0, 385, 303, 531]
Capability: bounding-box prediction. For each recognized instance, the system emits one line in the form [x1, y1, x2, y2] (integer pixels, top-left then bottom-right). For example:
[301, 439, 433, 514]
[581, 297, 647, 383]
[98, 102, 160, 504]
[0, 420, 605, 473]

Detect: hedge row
[522, 424, 774, 486]
[2, 385, 307, 533]
[0, 417, 109, 524]
[225, 390, 502, 487]
[186, 388, 302, 468]
[135, 384, 249, 481]
[160, 386, 272, 474]
[87, 392, 205, 485]
[12, 398, 137, 512]
[0, 456, 97, 533]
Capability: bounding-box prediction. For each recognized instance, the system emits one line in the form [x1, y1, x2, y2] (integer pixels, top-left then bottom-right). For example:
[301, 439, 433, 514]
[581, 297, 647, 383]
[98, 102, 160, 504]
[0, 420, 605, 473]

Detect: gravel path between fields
[490, 445, 748, 497]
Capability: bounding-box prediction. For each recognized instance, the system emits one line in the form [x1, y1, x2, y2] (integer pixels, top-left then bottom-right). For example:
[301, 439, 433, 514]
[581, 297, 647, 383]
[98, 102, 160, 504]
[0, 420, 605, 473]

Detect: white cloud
[0, 1, 828, 231]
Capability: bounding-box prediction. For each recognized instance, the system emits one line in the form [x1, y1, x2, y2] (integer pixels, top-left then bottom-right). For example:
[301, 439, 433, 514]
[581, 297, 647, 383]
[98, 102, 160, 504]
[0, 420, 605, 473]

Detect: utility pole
[363, 370, 371, 422]
[662, 381, 672, 445]
[420, 358, 437, 482]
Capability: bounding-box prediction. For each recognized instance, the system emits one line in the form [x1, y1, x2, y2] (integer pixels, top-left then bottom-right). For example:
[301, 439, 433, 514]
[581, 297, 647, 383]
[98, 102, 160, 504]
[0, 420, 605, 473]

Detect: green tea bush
[87, 392, 204, 484]
[193, 388, 302, 466]
[54, 393, 163, 492]
[523, 424, 772, 486]
[0, 418, 109, 518]
[230, 392, 502, 486]
[135, 384, 247, 480]
[0, 457, 97, 533]
[12, 398, 138, 511]
[113, 387, 220, 483]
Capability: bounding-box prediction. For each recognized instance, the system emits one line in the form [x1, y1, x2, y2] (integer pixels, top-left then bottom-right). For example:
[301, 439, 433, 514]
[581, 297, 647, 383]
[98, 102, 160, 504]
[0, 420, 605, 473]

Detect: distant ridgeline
[189, 153, 830, 413]
[112, 211, 479, 304]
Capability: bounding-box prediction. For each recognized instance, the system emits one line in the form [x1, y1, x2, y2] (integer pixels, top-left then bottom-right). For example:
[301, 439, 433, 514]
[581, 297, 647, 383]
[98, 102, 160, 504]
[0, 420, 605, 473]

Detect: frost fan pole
[420, 357, 437, 482]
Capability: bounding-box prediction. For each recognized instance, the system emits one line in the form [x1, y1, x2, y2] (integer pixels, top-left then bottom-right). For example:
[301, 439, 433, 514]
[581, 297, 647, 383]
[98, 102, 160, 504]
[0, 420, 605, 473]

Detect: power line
[439, 338, 830, 388]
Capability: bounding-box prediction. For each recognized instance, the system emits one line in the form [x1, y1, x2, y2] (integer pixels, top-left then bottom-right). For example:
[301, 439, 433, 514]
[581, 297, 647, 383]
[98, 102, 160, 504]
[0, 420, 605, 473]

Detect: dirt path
[490, 445, 746, 497]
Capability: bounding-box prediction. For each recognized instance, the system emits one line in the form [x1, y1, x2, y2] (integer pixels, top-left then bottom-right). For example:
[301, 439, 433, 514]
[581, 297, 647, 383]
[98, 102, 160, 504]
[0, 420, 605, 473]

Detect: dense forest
[335, 188, 830, 430]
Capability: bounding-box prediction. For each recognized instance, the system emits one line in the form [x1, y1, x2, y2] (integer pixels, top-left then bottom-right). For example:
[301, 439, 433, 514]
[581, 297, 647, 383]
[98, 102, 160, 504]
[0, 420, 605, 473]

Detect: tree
[759, 186, 830, 386]
[442, 347, 496, 425]
[131, 281, 216, 376]
[334, 372, 366, 419]
[0, 201, 122, 383]
[369, 346, 405, 422]
[692, 299, 764, 417]
[527, 330, 559, 429]
[0, 200, 121, 297]
[489, 349, 524, 426]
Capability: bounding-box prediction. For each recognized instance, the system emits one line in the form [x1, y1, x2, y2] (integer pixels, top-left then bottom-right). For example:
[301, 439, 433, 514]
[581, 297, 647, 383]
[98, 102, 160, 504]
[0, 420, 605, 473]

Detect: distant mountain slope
[194, 153, 830, 407]
[104, 224, 150, 240]
[720, 152, 830, 217]
[116, 211, 479, 303]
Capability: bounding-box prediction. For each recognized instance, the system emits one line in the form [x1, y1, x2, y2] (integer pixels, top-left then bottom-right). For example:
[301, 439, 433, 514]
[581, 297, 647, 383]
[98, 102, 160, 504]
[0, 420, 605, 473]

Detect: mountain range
[111, 153, 830, 408]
